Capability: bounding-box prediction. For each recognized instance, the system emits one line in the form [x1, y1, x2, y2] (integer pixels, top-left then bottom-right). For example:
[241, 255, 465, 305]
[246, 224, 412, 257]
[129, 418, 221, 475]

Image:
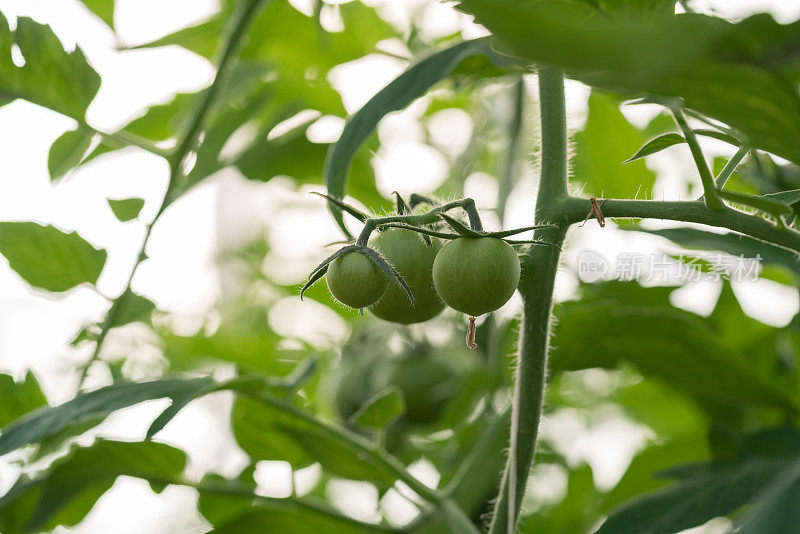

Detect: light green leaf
[350, 386, 405, 429]
[325, 37, 499, 234]
[79, 0, 114, 28]
[0, 377, 213, 456]
[0, 440, 185, 533]
[208, 501, 388, 533]
[48, 129, 94, 180]
[107, 198, 145, 222]
[624, 129, 741, 163]
[574, 92, 656, 197]
[0, 372, 47, 428]
[0, 222, 106, 292]
[0, 13, 100, 119]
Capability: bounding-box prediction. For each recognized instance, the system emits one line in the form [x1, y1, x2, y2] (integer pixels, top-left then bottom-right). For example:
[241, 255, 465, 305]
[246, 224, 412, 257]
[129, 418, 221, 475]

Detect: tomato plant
[3, 1, 800, 533]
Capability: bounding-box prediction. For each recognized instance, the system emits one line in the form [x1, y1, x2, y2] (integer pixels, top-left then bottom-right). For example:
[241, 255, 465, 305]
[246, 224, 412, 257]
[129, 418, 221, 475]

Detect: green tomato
[432, 237, 520, 316]
[326, 251, 388, 309]
[369, 228, 445, 324]
[385, 355, 456, 425]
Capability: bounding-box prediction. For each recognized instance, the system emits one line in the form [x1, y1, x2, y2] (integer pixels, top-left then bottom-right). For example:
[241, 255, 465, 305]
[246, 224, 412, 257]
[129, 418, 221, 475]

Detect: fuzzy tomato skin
[369, 228, 445, 324]
[326, 251, 388, 309]
[432, 237, 520, 316]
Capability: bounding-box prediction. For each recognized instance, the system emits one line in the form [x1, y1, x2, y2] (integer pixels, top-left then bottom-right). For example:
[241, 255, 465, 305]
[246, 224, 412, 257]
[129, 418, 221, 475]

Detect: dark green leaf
[736, 460, 800, 534]
[761, 189, 800, 206]
[109, 289, 154, 328]
[350, 387, 405, 429]
[325, 38, 497, 234]
[48, 129, 94, 180]
[0, 372, 47, 428]
[0, 13, 100, 119]
[0, 222, 106, 292]
[0, 440, 185, 532]
[107, 198, 145, 222]
[0, 377, 213, 455]
[719, 189, 793, 217]
[595, 435, 800, 534]
[456, 3, 800, 166]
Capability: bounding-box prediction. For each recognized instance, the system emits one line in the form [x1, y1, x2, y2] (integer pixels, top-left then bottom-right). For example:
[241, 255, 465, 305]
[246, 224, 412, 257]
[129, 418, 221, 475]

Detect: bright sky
[0, 1, 799, 532]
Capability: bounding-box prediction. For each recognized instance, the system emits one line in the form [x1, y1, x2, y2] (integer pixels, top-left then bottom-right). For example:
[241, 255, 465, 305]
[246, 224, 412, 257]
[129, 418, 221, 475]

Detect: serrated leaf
[0, 377, 213, 456]
[48, 129, 94, 180]
[0, 13, 100, 119]
[350, 386, 405, 429]
[0, 222, 106, 292]
[0, 372, 47, 428]
[325, 38, 498, 234]
[107, 198, 145, 222]
[0, 440, 185, 533]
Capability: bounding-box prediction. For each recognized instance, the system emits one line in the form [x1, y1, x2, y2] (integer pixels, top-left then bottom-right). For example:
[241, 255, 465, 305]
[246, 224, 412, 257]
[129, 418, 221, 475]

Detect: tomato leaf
[48, 129, 95, 180]
[0, 372, 47, 428]
[350, 386, 405, 429]
[0, 222, 106, 293]
[107, 198, 145, 222]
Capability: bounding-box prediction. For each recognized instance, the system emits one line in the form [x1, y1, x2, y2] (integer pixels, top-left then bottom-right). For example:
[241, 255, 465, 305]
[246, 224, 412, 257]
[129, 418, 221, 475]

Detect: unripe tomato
[327, 251, 388, 309]
[370, 228, 445, 324]
[432, 237, 520, 316]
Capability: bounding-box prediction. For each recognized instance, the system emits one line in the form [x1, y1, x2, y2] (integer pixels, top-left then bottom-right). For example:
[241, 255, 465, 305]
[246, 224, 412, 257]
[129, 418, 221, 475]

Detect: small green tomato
[432, 237, 520, 317]
[369, 228, 445, 324]
[326, 251, 388, 309]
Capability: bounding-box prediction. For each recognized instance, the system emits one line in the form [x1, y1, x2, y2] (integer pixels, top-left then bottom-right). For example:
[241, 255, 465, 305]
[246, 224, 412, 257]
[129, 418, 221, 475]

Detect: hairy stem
[671, 107, 725, 210]
[77, 0, 266, 389]
[560, 197, 800, 254]
[489, 66, 569, 534]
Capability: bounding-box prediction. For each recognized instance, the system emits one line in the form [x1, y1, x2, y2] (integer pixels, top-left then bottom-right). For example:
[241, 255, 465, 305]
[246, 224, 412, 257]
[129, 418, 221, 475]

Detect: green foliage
[0, 372, 47, 428]
[350, 387, 406, 429]
[0, 222, 106, 292]
[0, 377, 213, 455]
[0, 13, 99, 118]
[456, 1, 800, 166]
[325, 38, 501, 233]
[574, 92, 656, 197]
[0, 440, 185, 532]
[79, 0, 115, 28]
[48, 129, 94, 180]
[107, 198, 145, 222]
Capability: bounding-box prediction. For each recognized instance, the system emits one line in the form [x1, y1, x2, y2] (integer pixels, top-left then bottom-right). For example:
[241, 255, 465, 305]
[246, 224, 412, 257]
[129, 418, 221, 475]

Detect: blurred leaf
[0, 222, 106, 292]
[232, 396, 396, 485]
[350, 387, 405, 429]
[457, 3, 800, 166]
[0, 440, 185, 533]
[574, 92, 656, 197]
[0, 377, 213, 456]
[325, 37, 499, 234]
[79, 0, 114, 28]
[0, 372, 47, 428]
[630, 227, 800, 275]
[208, 500, 389, 533]
[518, 465, 600, 534]
[596, 429, 800, 534]
[550, 286, 797, 411]
[48, 129, 94, 180]
[736, 459, 800, 534]
[0, 13, 100, 118]
[107, 198, 145, 222]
